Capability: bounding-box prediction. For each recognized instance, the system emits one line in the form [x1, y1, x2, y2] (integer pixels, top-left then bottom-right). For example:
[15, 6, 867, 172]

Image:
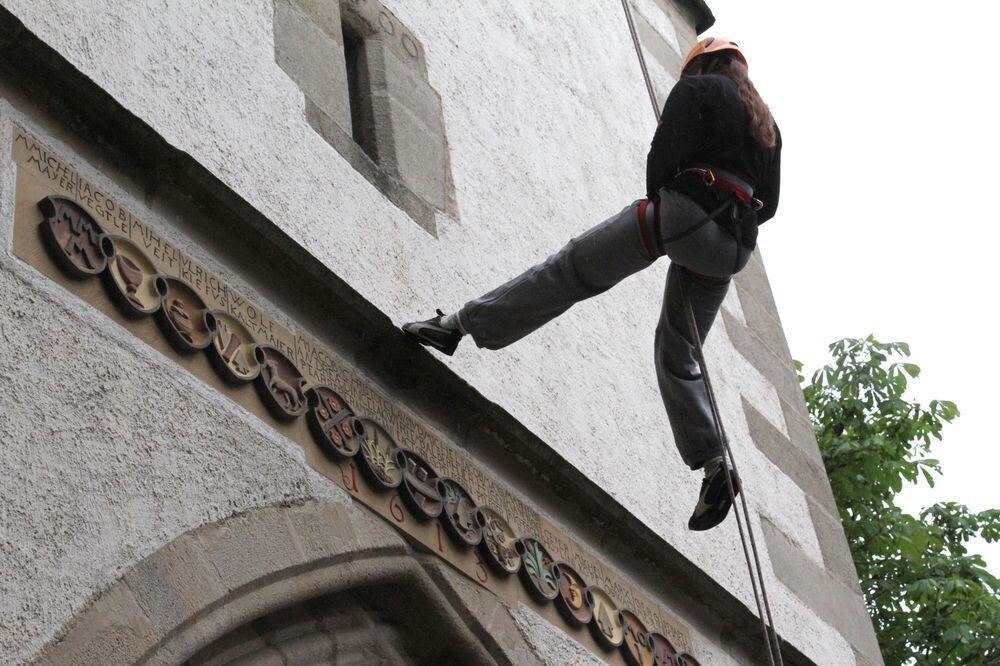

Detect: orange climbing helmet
[681, 37, 747, 75]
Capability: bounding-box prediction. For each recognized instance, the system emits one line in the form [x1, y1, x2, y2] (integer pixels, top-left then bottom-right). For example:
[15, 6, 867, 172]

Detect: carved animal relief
[253, 345, 308, 420]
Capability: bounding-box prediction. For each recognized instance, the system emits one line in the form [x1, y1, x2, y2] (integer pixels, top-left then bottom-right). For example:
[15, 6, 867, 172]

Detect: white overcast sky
[705, 0, 1000, 572]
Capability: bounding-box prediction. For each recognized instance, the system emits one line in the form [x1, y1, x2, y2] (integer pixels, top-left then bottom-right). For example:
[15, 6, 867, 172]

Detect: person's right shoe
[401, 309, 464, 356]
[688, 455, 740, 531]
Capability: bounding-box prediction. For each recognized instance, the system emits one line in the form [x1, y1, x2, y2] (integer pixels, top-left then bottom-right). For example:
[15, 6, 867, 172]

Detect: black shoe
[688, 457, 740, 531]
[402, 309, 463, 356]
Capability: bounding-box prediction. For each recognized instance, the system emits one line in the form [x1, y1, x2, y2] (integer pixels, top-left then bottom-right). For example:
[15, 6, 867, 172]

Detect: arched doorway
[35, 499, 540, 665]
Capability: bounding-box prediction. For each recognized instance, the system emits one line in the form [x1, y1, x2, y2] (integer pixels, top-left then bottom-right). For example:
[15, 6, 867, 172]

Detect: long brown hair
[690, 54, 777, 148]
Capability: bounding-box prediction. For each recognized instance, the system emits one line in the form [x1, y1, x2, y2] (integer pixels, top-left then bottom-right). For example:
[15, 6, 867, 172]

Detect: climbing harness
[619, 2, 785, 663]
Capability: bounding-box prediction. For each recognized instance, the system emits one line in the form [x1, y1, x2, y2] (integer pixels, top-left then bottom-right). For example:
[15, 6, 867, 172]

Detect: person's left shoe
[688, 455, 740, 531]
[402, 309, 464, 356]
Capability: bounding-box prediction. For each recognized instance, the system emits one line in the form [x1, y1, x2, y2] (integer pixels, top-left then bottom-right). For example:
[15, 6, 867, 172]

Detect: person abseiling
[402, 37, 782, 532]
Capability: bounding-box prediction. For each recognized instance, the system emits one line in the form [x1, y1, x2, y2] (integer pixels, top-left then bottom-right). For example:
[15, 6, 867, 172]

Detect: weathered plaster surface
[0, 0, 869, 663]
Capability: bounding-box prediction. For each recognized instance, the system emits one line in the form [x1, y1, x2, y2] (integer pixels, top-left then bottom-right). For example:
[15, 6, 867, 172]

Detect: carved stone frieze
[587, 586, 625, 648]
[38, 196, 106, 278]
[357, 419, 403, 490]
[100, 236, 161, 316]
[155, 276, 216, 352]
[208, 312, 261, 383]
[554, 562, 593, 626]
[398, 449, 443, 519]
[253, 345, 308, 420]
[476, 507, 520, 575]
[438, 477, 481, 547]
[306, 386, 364, 458]
[515, 537, 559, 602]
[15, 134, 701, 661]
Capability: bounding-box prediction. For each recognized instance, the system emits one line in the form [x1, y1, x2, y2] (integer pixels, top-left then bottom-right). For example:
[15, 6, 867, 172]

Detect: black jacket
[646, 75, 781, 232]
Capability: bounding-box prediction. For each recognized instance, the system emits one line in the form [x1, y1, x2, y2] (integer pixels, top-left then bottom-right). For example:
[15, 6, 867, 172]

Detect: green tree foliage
[802, 336, 1000, 664]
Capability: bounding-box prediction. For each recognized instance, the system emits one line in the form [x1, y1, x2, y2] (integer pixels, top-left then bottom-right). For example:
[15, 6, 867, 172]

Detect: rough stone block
[781, 396, 824, 459]
[288, 0, 344, 44]
[354, 40, 447, 211]
[274, 0, 353, 135]
[282, 498, 359, 562]
[742, 396, 840, 518]
[808, 497, 862, 595]
[761, 518, 883, 665]
[36, 583, 157, 666]
[734, 250, 780, 317]
[384, 96, 447, 211]
[722, 308, 801, 407]
[632, 5, 683, 76]
[734, 276, 793, 363]
[123, 531, 226, 639]
[195, 505, 306, 593]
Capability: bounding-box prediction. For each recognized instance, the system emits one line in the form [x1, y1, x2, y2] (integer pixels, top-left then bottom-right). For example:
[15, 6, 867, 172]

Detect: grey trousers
[458, 190, 750, 469]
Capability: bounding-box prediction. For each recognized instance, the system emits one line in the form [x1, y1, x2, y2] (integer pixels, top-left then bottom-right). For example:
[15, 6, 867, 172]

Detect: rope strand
[618, 2, 784, 663]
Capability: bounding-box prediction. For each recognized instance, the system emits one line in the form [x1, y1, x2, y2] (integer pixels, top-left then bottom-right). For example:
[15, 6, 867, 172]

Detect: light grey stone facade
[0, 1, 881, 664]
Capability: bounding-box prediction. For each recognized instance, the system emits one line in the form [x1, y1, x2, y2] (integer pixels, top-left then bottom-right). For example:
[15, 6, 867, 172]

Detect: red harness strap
[680, 167, 762, 209]
[636, 198, 662, 259]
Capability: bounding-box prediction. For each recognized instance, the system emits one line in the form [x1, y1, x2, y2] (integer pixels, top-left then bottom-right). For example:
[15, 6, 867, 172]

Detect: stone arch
[34, 498, 541, 665]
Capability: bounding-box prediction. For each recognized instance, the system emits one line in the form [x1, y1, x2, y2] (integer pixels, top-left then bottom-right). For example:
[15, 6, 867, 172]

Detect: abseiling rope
[618, 2, 785, 663]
